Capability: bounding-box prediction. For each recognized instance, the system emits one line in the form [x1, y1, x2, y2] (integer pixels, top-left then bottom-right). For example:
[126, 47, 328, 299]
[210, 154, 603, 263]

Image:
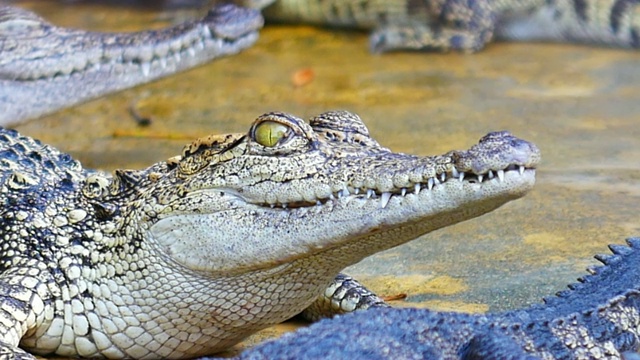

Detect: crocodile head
[108, 111, 539, 280]
[0, 4, 263, 125]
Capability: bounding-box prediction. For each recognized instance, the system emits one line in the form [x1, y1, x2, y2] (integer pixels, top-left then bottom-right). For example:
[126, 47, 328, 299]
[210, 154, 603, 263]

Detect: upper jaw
[0, 4, 263, 81]
[232, 131, 540, 210]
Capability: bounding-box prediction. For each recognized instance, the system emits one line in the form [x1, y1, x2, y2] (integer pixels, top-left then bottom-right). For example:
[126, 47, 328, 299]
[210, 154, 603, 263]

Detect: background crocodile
[213, 237, 640, 360]
[0, 111, 538, 358]
[4, 1, 640, 125]
[236, 0, 640, 52]
[0, 3, 262, 126]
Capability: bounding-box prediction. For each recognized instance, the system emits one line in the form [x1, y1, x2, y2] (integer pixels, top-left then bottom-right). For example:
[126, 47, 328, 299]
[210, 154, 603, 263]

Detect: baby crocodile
[225, 237, 640, 360]
[0, 4, 262, 126]
[0, 111, 538, 358]
[238, 0, 640, 52]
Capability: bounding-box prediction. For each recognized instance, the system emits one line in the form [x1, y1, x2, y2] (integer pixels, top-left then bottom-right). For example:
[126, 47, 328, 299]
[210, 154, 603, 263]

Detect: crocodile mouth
[3, 4, 262, 81]
[10, 28, 259, 81]
[253, 164, 533, 210]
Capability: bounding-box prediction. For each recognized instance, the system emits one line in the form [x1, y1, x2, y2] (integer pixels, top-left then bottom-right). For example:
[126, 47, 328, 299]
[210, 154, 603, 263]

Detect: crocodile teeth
[380, 192, 392, 209]
[354, 188, 360, 195]
[519, 165, 525, 175]
[401, 188, 407, 197]
[451, 167, 459, 178]
[367, 189, 375, 199]
[477, 174, 484, 183]
[414, 183, 421, 194]
[202, 26, 213, 39]
[497, 169, 505, 182]
[440, 173, 446, 182]
[427, 178, 435, 190]
[487, 170, 494, 179]
[458, 171, 465, 181]
[141, 62, 151, 77]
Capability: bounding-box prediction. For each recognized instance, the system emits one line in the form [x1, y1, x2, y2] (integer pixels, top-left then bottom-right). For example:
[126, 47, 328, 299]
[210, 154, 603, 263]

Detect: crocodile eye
[253, 121, 290, 147]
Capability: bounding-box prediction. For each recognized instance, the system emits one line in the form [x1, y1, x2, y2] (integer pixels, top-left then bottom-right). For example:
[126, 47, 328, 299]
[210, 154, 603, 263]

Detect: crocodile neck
[0, 4, 262, 126]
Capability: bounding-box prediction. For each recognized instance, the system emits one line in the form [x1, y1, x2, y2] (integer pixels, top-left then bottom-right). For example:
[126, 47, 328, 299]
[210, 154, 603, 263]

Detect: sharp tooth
[329, 193, 335, 200]
[487, 170, 494, 179]
[341, 188, 350, 197]
[451, 168, 459, 178]
[519, 166, 525, 175]
[141, 62, 151, 77]
[270, 204, 275, 208]
[367, 189, 375, 199]
[414, 183, 421, 194]
[354, 188, 360, 195]
[401, 188, 407, 196]
[316, 200, 322, 206]
[202, 26, 213, 39]
[282, 203, 288, 209]
[477, 174, 484, 183]
[440, 173, 446, 182]
[427, 178, 434, 190]
[497, 169, 505, 182]
[380, 192, 392, 209]
[458, 172, 465, 182]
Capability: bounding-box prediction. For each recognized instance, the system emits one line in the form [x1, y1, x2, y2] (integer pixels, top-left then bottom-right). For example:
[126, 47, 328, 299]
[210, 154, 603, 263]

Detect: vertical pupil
[256, 122, 288, 147]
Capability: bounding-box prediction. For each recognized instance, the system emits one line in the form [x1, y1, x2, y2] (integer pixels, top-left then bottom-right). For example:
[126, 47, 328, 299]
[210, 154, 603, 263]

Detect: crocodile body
[224, 237, 640, 360]
[0, 111, 538, 358]
[240, 0, 640, 52]
[0, 4, 262, 126]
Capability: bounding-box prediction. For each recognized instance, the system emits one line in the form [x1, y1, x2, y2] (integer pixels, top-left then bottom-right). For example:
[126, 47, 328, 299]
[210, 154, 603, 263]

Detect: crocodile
[0, 110, 538, 358]
[0, 3, 263, 127]
[236, 0, 640, 52]
[219, 236, 640, 360]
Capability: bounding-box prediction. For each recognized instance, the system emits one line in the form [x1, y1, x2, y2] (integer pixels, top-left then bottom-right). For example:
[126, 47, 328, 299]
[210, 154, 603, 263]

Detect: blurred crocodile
[223, 237, 640, 360]
[0, 110, 538, 358]
[236, 0, 640, 52]
[0, 4, 263, 126]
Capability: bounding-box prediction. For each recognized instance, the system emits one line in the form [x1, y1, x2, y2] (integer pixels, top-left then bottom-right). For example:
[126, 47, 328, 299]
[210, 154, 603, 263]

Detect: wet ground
[10, 1, 640, 357]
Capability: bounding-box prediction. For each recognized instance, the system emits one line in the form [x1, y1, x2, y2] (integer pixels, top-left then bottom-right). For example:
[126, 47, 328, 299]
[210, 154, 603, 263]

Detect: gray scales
[0, 111, 539, 358]
[238, 0, 640, 52]
[221, 237, 640, 360]
[0, 1, 637, 360]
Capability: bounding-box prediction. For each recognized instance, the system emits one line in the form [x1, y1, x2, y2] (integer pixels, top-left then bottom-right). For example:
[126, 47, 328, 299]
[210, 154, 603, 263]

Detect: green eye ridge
[253, 121, 290, 147]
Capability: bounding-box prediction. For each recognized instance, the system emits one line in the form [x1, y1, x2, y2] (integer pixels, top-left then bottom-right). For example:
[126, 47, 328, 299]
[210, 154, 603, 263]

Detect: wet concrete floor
[10, 1, 640, 357]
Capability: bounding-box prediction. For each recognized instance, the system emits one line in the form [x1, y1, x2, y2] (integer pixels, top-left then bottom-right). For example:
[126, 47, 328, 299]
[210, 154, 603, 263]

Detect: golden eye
[253, 121, 289, 147]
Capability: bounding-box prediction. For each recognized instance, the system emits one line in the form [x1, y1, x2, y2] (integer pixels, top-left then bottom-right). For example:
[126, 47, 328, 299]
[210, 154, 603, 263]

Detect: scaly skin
[0, 110, 538, 358]
[224, 237, 640, 360]
[239, 0, 640, 52]
[0, 4, 263, 126]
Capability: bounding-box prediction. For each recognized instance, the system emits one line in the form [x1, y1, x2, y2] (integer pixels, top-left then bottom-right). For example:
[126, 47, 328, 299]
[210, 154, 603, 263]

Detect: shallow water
[11, 1, 640, 357]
